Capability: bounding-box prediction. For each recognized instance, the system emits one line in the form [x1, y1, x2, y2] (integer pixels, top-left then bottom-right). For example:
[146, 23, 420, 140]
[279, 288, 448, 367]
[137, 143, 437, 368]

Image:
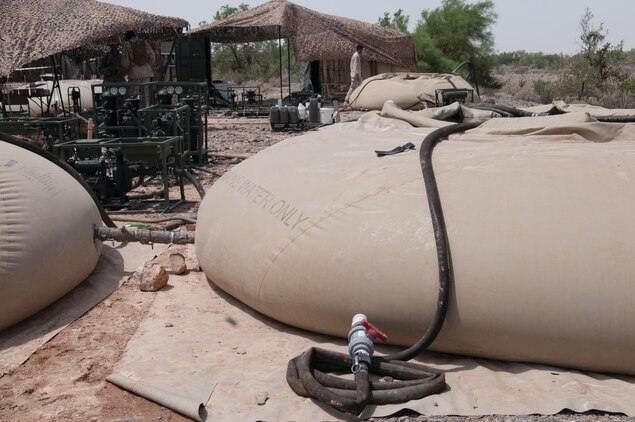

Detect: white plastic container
[297, 103, 308, 120]
[319, 107, 334, 124]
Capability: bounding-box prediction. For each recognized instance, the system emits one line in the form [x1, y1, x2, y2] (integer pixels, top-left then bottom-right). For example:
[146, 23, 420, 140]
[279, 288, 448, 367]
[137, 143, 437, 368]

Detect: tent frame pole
[49, 55, 65, 117]
[278, 26, 283, 101]
[287, 38, 291, 97]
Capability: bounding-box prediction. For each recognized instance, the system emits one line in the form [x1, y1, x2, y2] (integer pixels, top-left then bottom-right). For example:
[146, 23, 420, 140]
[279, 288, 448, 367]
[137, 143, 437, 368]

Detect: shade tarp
[190, 0, 416, 70]
[0, 0, 189, 77]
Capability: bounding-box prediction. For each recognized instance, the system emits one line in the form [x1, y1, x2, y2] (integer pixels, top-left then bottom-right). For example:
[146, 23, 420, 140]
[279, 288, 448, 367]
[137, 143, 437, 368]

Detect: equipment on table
[434, 88, 474, 107]
[90, 82, 208, 163]
[0, 116, 82, 150]
[54, 136, 185, 209]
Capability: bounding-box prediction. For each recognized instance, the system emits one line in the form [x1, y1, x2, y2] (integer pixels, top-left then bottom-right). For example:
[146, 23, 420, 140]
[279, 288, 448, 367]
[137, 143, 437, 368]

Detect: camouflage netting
[0, 0, 189, 77]
[191, 0, 417, 70]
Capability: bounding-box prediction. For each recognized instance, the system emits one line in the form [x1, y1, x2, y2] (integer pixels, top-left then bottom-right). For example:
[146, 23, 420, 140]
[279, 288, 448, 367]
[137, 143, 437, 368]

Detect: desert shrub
[492, 51, 566, 70]
[533, 73, 635, 108]
[619, 77, 635, 93]
[527, 9, 631, 107]
[532, 80, 557, 103]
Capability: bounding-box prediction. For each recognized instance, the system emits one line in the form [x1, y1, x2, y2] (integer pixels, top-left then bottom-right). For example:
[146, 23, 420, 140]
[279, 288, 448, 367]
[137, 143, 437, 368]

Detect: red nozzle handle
[361, 320, 388, 342]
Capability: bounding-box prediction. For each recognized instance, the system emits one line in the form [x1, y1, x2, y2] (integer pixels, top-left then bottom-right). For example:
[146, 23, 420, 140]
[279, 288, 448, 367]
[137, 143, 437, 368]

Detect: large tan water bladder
[196, 110, 635, 375]
[0, 141, 102, 331]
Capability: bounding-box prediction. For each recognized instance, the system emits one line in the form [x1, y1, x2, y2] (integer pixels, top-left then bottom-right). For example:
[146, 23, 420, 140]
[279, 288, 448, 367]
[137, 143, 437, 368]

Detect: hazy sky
[102, 0, 634, 54]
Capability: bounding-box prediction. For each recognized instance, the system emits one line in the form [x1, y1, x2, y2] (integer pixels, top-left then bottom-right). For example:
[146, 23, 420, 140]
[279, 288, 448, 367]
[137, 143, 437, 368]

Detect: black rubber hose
[465, 102, 549, 117]
[287, 347, 445, 415]
[593, 115, 635, 123]
[387, 120, 482, 362]
[465, 104, 515, 118]
[286, 121, 482, 415]
[466, 104, 635, 123]
[182, 169, 206, 199]
[0, 131, 116, 228]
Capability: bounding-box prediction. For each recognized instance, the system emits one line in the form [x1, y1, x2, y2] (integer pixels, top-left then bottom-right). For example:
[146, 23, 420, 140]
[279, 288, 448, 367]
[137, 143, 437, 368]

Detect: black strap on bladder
[375, 141, 415, 157]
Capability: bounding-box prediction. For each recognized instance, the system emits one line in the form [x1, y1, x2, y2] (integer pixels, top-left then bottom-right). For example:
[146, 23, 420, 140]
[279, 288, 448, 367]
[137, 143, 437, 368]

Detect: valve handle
[360, 320, 388, 342]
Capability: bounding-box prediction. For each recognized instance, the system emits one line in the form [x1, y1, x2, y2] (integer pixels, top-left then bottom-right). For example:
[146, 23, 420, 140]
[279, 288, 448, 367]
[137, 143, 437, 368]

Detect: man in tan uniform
[344, 44, 363, 104]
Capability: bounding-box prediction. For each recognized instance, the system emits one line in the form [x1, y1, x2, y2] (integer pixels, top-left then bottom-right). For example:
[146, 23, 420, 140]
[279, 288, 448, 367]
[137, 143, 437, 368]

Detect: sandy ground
[0, 110, 632, 421]
[0, 114, 299, 421]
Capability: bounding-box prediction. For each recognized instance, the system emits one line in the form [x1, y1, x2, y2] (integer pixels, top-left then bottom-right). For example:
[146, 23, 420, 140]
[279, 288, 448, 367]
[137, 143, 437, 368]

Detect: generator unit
[175, 36, 212, 85]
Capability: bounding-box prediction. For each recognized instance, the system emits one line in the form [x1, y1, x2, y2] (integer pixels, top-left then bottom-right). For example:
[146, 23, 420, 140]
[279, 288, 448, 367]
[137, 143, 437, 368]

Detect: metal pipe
[278, 26, 283, 101]
[94, 226, 194, 244]
[109, 215, 196, 224]
[49, 55, 66, 116]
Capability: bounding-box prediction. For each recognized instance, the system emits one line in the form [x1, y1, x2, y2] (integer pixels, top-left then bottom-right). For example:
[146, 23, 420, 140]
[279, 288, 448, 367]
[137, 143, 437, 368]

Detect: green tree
[206, 4, 297, 82]
[412, 0, 498, 87]
[210, 4, 251, 74]
[377, 9, 410, 33]
[213, 3, 249, 20]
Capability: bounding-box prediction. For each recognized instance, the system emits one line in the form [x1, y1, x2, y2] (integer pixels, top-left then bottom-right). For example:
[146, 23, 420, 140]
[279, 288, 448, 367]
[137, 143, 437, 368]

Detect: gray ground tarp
[113, 244, 635, 421]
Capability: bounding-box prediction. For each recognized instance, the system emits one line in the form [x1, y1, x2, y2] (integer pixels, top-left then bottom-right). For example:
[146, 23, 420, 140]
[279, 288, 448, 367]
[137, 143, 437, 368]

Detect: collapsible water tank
[0, 141, 102, 331]
[195, 112, 635, 375]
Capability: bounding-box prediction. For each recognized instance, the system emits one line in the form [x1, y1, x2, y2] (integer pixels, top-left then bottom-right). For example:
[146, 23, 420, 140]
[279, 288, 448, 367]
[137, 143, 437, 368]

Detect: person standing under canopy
[151, 41, 168, 82]
[122, 31, 155, 96]
[99, 43, 126, 83]
[344, 44, 363, 104]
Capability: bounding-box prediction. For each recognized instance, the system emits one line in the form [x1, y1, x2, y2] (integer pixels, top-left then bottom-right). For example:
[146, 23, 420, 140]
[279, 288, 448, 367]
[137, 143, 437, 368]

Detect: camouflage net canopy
[0, 0, 189, 77]
[191, 0, 417, 70]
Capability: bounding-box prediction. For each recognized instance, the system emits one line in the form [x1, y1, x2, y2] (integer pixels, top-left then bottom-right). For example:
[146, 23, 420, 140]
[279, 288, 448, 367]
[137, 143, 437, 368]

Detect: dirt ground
[0, 111, 632, 422]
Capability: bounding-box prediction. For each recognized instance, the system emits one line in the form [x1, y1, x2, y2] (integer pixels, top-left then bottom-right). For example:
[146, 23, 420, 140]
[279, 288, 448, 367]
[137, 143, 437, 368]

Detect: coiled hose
[0, 131, 116, 228]
[286, 121, 483, 416]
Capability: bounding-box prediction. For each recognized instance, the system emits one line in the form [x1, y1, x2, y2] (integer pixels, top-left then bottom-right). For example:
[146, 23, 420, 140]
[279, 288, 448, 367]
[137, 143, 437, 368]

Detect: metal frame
[152, 81, 209, 163]
[137, 104, 190, 154]
[230, 86, 263, 109]
[0, 116, 82, 147]
[90, 82, 153, 136]
[89, 81, 208, 163]
[54, 136, 185, 204]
